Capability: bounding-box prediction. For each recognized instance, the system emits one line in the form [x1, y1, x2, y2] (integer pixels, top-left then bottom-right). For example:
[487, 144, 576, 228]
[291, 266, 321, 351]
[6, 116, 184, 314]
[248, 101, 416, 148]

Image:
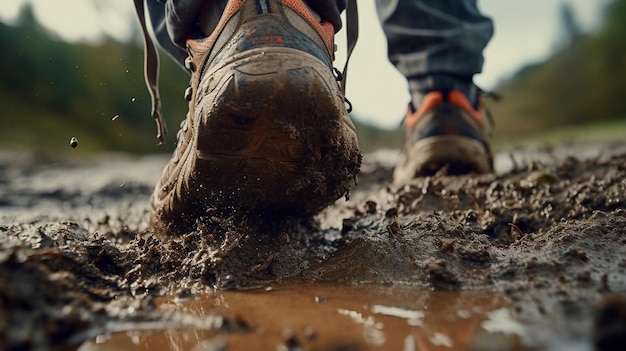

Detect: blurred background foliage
[485, 0, 626, 148]
[0, 5, 188, 155]
[0, 1, 625, 155]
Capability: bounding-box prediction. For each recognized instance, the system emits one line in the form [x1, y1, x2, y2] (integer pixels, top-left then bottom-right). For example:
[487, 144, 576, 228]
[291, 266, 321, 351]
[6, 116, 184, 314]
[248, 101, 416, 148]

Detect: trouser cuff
[409, 75, 479, 109]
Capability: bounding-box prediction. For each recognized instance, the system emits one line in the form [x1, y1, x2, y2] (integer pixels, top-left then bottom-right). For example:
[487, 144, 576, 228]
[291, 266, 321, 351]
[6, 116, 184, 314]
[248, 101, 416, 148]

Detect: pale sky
[0, 0, 610, 128]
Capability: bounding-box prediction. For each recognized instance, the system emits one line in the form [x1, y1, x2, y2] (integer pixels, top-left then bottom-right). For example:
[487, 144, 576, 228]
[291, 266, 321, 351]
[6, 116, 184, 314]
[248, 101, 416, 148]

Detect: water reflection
[80, 283, 529, 351]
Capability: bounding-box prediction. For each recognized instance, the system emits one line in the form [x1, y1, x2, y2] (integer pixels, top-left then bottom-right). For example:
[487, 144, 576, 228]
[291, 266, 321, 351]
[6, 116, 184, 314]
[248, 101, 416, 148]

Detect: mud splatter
[1, 141, 625, 350]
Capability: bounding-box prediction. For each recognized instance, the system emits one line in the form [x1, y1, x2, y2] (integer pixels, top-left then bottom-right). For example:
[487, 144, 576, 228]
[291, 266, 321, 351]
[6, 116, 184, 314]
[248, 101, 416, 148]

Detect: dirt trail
[1, 141, 626, 350]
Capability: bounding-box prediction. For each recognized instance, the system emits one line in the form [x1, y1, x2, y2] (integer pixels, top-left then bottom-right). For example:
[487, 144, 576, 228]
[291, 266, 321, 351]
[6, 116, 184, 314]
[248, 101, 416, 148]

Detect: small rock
[365, 200, 377, 214]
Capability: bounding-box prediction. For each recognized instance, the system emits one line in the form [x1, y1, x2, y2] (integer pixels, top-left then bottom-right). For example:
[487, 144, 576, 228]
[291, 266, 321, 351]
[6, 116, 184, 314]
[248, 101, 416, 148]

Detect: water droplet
[131, 97, 136, 102]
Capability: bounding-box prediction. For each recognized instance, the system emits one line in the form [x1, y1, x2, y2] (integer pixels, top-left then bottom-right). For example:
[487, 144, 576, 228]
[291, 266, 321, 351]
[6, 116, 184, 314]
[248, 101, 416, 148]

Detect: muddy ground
[1, 141, 626, 350]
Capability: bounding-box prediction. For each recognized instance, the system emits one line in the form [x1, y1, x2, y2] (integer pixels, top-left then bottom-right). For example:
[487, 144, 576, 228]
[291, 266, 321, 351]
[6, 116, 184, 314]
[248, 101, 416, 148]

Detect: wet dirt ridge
[1, 141, 626, 350]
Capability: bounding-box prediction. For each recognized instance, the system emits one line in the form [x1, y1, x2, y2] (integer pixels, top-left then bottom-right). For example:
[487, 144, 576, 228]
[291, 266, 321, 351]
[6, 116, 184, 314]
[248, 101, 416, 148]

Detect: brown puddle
[77, 283, 553, 351]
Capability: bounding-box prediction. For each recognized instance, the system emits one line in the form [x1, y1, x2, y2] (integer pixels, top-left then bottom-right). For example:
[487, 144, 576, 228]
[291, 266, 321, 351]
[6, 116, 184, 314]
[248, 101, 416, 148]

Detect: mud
[1, 141, 626, 350]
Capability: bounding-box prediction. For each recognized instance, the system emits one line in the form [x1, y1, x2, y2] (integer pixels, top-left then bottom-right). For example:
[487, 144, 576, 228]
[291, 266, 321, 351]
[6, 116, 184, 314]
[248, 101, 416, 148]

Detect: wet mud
[1, 141, 626, 350]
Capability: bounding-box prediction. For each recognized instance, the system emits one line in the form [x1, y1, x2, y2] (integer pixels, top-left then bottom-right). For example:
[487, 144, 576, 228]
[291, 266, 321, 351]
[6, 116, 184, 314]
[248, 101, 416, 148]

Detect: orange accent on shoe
[281, 0, 335, 54]
[448, 90, 484, 126]
[186, 0, 244, 55]
[321, 22, 335, 53]
[405, 91, 444, 130]
[186, 0, 334, 61]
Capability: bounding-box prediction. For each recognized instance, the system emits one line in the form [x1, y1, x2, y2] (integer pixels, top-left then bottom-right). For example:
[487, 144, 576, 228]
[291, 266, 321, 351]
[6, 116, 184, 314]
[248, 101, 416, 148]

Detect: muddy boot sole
[151, 48, 361, 234]
[393, 135, 492, 182]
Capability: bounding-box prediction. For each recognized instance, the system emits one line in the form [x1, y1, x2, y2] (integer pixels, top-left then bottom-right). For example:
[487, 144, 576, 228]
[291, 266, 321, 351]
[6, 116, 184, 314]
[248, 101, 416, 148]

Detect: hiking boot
[393, 90, 493, 182]
[150, 0, 362, 234]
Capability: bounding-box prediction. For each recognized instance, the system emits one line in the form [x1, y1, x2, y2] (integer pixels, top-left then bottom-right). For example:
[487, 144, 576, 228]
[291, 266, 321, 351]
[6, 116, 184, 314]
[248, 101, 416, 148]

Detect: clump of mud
[1, 142, 626, 350]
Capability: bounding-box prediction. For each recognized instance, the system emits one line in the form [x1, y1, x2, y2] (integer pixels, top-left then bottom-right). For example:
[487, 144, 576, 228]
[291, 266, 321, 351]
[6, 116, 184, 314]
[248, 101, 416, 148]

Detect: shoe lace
[333, 67, 353, 113]
[479, 88, 502, 128]
[133, 0, 167, 145]
[340, 0, 359, 97]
